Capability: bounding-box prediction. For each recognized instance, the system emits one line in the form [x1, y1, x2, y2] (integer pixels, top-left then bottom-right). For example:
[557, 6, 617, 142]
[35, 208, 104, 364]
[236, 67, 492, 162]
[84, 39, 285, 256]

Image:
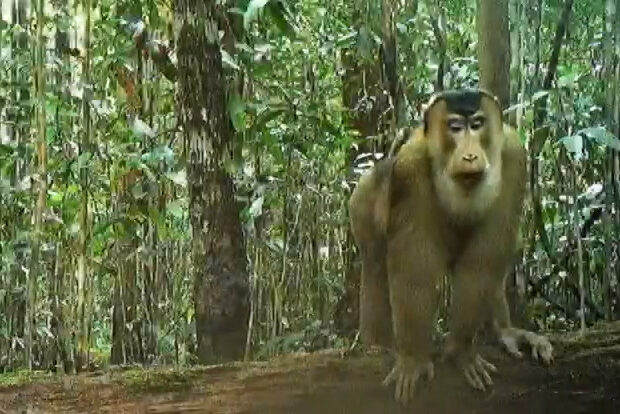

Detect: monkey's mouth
[455, 171, 485, 189]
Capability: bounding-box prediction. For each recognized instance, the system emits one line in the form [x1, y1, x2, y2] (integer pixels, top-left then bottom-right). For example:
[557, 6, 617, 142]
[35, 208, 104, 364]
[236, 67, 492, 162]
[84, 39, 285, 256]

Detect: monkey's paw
[457, 353, 497, 391]
[499, 328, 554, 364]
[382, 355, 434, 405]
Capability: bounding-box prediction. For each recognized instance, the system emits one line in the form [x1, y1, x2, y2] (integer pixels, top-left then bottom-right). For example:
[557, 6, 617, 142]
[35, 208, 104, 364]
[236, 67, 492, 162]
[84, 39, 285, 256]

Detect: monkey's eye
[447, 119, 465, 133]
[470, 116, 485, 130]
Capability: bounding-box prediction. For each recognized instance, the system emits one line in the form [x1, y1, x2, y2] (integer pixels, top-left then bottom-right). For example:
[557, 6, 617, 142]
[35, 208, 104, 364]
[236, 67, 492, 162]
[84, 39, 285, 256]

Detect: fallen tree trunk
[2, 323, 620, 413]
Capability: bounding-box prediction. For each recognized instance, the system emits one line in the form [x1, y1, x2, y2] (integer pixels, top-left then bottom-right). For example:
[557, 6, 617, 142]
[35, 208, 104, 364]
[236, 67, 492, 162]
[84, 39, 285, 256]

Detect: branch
[534, 0, 575, 127]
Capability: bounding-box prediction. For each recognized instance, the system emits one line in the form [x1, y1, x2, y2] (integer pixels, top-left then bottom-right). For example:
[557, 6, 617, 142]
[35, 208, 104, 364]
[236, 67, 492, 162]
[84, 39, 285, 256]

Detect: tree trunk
[175, 0, 250, 364]
[27, 0, 47, 371]
[75, 0, 93, 372]
[476, 0, 511, 108]
[476, 0, 524, 328]
[13, 0, 31, 369]
[615, 0, 620, 320]
[603, 0, 619, 320]
[49, 0, 73, 375]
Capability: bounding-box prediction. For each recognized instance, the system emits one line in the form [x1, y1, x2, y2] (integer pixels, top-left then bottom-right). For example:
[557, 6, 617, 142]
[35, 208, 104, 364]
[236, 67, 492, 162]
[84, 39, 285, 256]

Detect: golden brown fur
[348, 89, 553, 405]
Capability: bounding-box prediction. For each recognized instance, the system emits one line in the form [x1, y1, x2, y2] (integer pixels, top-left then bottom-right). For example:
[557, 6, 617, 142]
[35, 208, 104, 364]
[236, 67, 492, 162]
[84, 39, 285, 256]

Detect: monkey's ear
[477, 88, 501, 106]
[422, 93, 444, 133]
[477, 89, 503, 122]
[479, 91, 504, 127]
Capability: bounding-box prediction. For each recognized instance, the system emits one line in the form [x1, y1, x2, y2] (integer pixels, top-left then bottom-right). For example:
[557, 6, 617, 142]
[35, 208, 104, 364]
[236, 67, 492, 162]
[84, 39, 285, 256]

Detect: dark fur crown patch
[423, 88, 498, 132]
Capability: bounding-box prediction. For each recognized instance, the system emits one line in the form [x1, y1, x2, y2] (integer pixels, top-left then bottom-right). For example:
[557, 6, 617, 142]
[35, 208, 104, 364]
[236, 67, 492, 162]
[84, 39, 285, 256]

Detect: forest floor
[1, 322, 620, 413]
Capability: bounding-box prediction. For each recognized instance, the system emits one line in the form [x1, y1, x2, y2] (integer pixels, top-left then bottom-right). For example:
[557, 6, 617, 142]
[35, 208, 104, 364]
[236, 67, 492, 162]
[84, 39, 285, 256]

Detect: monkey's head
[424, 89, 504, 221]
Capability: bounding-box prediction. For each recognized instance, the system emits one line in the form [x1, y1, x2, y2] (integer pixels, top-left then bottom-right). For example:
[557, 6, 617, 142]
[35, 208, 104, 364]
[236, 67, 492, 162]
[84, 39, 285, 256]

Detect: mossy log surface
[2, 322, 620, 413]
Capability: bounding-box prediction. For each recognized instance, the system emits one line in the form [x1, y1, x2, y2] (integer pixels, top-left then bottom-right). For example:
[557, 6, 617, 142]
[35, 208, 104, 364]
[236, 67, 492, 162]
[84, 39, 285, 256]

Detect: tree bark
[476, 0, 511, 108]
[75, 0, 93, 372]
[175, 0, 250, 363]
[27, 0, 47, 371]
[476, 0, 525, 327]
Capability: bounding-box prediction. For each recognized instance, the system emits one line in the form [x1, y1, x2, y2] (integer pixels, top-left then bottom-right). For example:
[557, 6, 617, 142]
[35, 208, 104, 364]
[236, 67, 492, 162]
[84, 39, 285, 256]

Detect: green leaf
[244, 0, 271, 28]
[228, 93, 246, 132]
[0, 143, 15, 156]
[254, 107, 286, 130]
[249, 196, 264, 218]
[557, 72, 578, 88]
[531, 90, 549, 102]
[267, 0, 298, 39]
[560, 135, 583, 160]
[167, 200, 185, 219]
[334, 32, 357, 48]
[221, 49, 240, 71]
[142, 145, 175, 164]
[131, 184, 147, 200]
[578, 127, 620, 151]
[503, 102, 528, 116]
[48, 190, 63, 207]
[165, 170, 187, 188]
[148, 206, 164, 230]
[518, 129, 527, 145]
[92, 216, 121, 237]
[77, 151, 93, 170]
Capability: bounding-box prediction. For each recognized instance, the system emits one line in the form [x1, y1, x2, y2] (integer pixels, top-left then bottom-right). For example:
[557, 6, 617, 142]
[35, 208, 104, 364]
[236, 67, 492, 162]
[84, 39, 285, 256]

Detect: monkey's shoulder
[371, 156, 396, 186]
[501, 124, 525, 150]
[389, 133, 433, 206]
[501, 124, 527, 170]
[392, 130, 430, 181]
[388, 125, 419, 157]
[349, 156, 394, 211]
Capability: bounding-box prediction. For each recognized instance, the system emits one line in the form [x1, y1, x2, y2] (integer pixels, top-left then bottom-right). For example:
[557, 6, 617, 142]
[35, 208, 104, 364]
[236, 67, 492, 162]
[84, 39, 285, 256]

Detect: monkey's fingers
[395, 372, 407, 403]
[499, 332, 523, 359]
[522, 331, 554, 365]
[530, 339, 553, 364]
[536, 339, 553, 364]
[384, 360, 434, 405]
[382, 367, 398, 387]
[474, 355, 496, 387]
[464, 366, 486, 391]
[424, 361, 435, 381]
[475, 354, 497, 373]
[462, 354, 496, 391]
[395, 372, 420, 405]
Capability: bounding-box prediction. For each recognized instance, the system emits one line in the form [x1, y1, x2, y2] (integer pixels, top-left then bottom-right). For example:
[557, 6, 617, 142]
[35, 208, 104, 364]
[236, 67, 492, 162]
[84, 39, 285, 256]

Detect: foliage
[0, 0, 619, 373]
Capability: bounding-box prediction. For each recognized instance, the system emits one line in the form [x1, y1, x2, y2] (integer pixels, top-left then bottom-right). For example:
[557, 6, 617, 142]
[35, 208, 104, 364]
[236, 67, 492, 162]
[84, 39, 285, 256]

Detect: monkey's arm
[444, 245, 504, 391]
[488, 132, 553, 364]
[445, 138, 526, 391]
[383, 223, 443, 405]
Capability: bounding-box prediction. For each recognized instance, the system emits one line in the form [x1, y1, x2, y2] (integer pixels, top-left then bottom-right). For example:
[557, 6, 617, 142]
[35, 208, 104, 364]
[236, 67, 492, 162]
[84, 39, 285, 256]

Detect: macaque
[348, 89, 553, 405]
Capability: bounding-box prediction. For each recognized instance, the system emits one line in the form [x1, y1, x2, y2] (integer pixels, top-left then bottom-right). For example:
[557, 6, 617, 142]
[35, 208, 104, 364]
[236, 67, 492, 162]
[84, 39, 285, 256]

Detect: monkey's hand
[382, 355, 434, 405]
[441, 335, 497, 392]
[498, 327, 553, 364]
[457, 352, 497, 391]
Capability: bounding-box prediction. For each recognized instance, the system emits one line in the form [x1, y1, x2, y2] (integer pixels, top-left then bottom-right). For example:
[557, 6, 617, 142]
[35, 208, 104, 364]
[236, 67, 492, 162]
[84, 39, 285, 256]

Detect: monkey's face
[425, 90, 504, 221]
[444, 112, 489, 186]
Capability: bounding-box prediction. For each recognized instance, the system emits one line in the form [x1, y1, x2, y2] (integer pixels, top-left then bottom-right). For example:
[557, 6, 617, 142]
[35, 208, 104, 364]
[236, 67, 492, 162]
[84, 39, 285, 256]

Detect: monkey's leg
[359, 244, 393, 348]
[383, 228, 442, 405]
[489, 278, 554, 364]
[443, 270, 497, 392]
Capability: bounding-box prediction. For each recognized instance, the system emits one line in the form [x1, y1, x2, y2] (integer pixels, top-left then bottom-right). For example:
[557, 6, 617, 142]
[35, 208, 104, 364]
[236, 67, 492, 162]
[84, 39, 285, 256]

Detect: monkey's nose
[462, 153, 478, 162]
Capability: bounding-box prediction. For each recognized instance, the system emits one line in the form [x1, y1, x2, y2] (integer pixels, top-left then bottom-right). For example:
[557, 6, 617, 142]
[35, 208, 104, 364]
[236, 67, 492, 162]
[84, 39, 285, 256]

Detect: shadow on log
[1, 323, 620, 413]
